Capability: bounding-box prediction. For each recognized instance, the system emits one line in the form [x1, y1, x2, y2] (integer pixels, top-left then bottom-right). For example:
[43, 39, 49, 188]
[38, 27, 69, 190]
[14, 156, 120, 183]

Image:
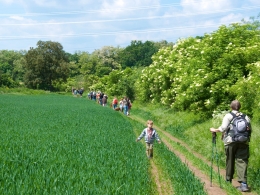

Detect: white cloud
[181, 0, 233, 13]
[248, 0, 260, 4]
[100, 0, 159, 18]
[9, 15, 25, 20]
[32, 0, 59, 7]
[219, 13, 243, 24]
[0, 0, 14, 4]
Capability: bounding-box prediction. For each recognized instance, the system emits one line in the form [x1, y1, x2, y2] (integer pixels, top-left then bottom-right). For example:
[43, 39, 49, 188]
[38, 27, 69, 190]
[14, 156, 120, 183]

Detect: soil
[130, 115, 257, 195]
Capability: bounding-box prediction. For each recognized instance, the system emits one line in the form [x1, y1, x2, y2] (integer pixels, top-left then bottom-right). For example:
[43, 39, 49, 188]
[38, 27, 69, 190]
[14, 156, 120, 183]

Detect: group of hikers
[86, 90, 132, 116]
[71, 87, 84, 97]
[87, 91, 108, 106]
[111, 96, 132, 116]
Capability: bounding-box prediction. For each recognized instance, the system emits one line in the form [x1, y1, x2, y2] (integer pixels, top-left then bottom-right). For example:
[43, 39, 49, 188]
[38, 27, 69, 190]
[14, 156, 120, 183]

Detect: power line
[0, 23, 223, 40]
[1, 5, 260, 26]
[0, 0, 227, 17]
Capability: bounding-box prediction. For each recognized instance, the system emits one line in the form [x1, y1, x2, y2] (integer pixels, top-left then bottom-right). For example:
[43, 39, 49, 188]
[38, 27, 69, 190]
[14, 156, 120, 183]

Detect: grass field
[0, 94, 154, 194]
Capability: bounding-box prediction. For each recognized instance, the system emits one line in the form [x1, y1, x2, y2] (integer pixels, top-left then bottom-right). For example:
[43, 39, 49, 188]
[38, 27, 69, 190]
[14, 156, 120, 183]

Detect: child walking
[136, 120, 161, 159]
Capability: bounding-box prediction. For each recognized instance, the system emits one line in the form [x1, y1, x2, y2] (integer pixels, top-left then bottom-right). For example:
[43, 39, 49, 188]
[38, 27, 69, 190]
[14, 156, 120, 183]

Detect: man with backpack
[210, 100, 252, 192]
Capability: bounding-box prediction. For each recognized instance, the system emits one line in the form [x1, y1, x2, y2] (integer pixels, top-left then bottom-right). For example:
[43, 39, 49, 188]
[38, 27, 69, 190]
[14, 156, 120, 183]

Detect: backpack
[230, 112, 250, 142]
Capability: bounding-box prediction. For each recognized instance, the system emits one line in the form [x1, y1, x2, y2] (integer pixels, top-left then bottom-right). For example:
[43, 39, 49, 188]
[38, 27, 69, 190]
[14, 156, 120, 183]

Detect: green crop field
[0, 94, 155, 194]
[0, 94, 207, 195]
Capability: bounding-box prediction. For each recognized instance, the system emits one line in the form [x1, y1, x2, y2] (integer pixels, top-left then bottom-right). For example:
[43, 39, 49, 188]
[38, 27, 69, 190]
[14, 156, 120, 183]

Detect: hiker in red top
[136, 120, 161, 159]
[112, 96, 118, 110]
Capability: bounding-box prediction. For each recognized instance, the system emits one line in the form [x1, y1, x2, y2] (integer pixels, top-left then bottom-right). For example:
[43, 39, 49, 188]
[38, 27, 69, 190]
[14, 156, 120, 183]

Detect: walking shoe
[237, 183, 249, 192]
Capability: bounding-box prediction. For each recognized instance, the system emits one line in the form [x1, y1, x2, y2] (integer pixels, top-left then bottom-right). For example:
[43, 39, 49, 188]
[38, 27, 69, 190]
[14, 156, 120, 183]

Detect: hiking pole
[210, 132, 216, 187]
[214, 133, 222, 188]
[210, 132, 222, 188]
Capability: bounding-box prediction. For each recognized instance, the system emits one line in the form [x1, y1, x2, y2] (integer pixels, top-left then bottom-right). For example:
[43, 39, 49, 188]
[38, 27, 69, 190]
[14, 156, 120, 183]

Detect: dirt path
[150, 160, 174, 195]
[130, 115, 256, 195]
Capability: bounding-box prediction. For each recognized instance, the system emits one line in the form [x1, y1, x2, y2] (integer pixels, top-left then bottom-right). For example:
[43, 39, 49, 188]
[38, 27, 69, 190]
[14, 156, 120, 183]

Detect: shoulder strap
[230, 111, 236, 118]
[231, 111, 246, 119]
[230, 112, 236, 123]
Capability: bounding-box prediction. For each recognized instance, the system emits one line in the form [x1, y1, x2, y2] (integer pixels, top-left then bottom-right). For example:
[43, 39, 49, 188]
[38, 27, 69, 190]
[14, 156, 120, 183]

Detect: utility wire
[1, 5, 260, 26]
[0, 24, 222, 40]
[0, 0, 234, 17]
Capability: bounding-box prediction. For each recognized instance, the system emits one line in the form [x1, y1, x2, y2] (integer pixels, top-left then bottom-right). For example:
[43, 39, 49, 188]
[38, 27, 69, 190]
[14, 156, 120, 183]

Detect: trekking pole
[210, 132, 216, 187]
[214, 133, 222, 188]
[210, 132, 222, 188]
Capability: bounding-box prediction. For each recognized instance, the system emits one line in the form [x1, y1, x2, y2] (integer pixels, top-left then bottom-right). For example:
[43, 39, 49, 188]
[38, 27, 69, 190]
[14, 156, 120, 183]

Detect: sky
[0, 0, 259, 54]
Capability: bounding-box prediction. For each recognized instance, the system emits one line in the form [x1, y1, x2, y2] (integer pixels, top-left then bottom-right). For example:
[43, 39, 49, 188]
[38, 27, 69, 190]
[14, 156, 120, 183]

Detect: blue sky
[0, 0, 259, 54]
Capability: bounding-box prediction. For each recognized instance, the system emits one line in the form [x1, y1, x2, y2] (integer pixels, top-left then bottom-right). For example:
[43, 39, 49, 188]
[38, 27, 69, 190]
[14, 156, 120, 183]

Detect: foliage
[91, 67, 142, 101]
[136, 23, 260, 117]
[118, 40, 172, 68]
[230, 61, 260, 118]
[24, 41, 70, 91]
[0, 74, 19, 88]
[0, 50, 26, 84]
[92, 46, 122, 75]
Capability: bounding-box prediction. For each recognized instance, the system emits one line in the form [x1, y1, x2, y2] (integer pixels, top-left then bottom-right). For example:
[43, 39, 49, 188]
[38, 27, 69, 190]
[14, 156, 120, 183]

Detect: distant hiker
[78, 88, 84, 97]
[87, 92, 91, 99]
[102, 94, 108, 106]
[210, 100, 251, 192]
[73, 88, 78, 97]
[99, 92, 104, 105]
[119, 98, 123, 112]
[112, 96, 118, 109]
[122, 97, 128, 115]
[96, 92, 100, 103]
[136, 120, 161, 159]
[126, 97, 132, 116]
[92, 91, 96, 101]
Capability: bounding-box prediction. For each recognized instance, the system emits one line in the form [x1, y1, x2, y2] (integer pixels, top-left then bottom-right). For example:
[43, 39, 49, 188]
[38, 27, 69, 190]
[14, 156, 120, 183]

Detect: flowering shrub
[136, 23, 260, 115]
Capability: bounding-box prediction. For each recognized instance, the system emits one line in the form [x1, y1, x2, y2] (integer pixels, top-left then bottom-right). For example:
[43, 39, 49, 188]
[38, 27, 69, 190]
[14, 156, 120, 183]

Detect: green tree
[118, 40, 171, 68]
[92, 46, 122, 76]
[92, 67, 142, 101]
[0, 50, 25, 82]
[65, 52, 81, 78]
[24, 41, 70, 91]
